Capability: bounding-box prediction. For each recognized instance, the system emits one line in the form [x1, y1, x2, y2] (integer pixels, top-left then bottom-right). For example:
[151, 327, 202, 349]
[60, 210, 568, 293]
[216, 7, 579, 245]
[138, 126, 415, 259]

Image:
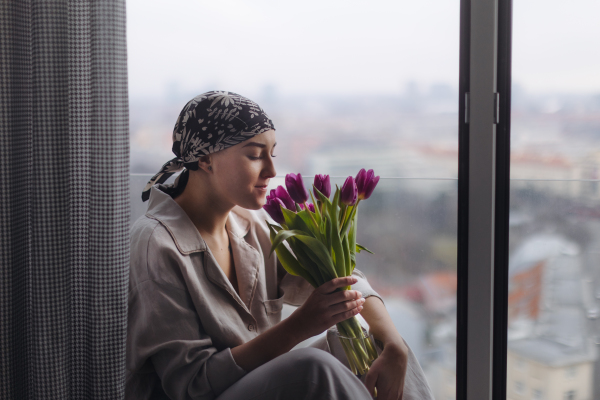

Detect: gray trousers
[215, 330, 434, 400]
[215, 347, 373, 400]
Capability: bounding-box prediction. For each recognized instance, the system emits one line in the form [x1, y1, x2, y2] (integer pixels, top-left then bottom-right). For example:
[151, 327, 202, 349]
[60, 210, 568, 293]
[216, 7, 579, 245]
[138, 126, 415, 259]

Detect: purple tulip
[299, 203, 316, 213]
[340, 176, 358, 206]
[274, 186, 295, 210]
[285, 173, 309, 204]
[263, 197, 286, 224]
[355, 168, 380, 200]
[313, 174, 331, 199]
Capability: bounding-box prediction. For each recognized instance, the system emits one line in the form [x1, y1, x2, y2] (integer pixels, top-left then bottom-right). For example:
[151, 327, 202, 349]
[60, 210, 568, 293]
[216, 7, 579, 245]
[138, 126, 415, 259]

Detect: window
[514, 381, 526, 395]
[126, 1, 600, 399]
[515, 358, 527, 371]
[532, 388, 544, 400]
[564, 390, 577, 400]
[128, 0, 459, 395]
[507, 2, 599, 400]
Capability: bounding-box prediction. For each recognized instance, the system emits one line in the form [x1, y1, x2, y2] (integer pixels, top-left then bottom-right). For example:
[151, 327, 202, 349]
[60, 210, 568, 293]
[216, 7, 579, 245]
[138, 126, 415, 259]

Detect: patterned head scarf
[141, 90, 276, 201]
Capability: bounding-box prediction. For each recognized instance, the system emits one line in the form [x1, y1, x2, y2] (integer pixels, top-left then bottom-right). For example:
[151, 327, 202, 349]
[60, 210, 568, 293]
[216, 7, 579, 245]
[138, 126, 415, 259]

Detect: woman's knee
[286, 347, 344, 371]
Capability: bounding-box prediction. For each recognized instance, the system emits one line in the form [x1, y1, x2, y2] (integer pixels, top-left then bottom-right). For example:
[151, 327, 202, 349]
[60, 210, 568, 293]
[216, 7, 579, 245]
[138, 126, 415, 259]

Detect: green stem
[339, 337, 360, 374]
[340, 199, 361, 236]
[303, 201, 320, 230]
[337, 318, 371, 374]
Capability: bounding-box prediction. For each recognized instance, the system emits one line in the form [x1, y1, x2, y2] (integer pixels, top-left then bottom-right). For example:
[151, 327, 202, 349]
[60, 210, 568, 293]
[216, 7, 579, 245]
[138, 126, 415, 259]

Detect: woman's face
[210, 129, 277, 210]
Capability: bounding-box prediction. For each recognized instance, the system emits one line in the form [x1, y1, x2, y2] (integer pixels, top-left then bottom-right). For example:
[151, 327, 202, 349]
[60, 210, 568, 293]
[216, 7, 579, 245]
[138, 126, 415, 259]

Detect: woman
[126, 91, 433, 400]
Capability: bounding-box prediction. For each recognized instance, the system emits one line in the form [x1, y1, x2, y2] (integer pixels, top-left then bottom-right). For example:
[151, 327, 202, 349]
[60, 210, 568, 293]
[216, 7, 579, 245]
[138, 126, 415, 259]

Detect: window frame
[456, 0, 513, 399]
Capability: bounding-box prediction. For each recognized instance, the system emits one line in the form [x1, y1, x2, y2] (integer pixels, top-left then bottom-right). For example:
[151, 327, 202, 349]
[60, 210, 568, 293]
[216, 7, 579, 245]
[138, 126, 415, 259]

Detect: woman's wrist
[280, 313, 309, 345]
[360, 296, 408, 357]
[379, 337, 408, 358]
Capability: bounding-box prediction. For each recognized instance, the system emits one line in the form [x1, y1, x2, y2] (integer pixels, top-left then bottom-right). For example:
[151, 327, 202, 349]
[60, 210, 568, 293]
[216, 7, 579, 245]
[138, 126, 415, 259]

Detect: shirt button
[248, 324, 255, 331]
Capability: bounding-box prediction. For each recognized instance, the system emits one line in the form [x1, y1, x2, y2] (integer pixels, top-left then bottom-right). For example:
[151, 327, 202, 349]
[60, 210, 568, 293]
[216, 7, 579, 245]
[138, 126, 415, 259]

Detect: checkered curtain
[0, 1, 129, 399]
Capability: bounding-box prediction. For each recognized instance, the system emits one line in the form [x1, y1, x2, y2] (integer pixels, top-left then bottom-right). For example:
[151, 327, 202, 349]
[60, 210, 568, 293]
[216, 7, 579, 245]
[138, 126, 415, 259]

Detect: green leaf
[342, 233, 352, 277]
[328, 188, 346, 278]
[348, 213, 357, 273]
[281, 208, 314, 236]
[330, 185, 341, 218]
[269, 222, 283, 233]
[289, 237, 327, 286]
[267, 225, 300, 275]
[296, 209, 321, 239]
[309, 188, 322, 225]
[274, 248, 318, 288]
[314, 186, 333, 210]
[323, 207, 333, 253]
[269, 228, 308, 257]
[292, 234, 338, 281]
[356, 243, 374, 254]
[340, 204, 354, 237]
[348, 213, 357, 257]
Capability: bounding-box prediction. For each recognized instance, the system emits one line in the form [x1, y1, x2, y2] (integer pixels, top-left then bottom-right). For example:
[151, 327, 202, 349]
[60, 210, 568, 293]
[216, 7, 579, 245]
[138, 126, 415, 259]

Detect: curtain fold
[1, 1, 129, 399]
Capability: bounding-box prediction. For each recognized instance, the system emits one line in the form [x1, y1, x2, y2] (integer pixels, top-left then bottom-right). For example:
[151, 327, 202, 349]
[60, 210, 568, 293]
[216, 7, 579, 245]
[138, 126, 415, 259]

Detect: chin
[240, 196, 266, 211]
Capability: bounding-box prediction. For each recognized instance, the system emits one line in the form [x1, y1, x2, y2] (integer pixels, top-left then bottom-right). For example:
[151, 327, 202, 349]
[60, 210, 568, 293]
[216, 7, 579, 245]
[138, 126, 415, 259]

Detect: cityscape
[129, 83, 599, 400]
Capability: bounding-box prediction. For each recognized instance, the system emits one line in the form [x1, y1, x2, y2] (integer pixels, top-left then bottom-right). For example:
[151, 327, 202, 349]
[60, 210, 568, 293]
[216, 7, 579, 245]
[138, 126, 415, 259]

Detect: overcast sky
[126, 0, 600, 100]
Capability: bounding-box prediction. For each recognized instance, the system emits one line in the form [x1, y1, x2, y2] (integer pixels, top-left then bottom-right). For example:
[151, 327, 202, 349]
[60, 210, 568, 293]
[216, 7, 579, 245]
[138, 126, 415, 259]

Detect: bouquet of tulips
[262, 169, 380, 376]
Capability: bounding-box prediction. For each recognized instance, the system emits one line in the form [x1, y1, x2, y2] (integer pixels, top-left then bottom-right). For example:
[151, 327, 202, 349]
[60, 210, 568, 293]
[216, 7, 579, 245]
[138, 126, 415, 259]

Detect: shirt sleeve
[277, 256, 385, 307]
[127, 279, 247, 400]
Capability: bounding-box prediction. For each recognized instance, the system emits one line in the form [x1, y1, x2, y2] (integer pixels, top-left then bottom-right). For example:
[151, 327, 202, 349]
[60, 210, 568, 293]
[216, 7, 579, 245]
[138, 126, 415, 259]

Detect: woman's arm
[360, 296, 407, 353]
[231, 276, 364, 372]
[360, 296, 409, 400]
[229, 311, 305, 372]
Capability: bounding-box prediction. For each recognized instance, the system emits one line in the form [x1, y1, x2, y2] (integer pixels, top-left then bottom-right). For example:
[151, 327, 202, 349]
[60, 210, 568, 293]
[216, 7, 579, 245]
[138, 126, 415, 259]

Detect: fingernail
[358, 291, 363, 297]
[358, 305, 363, 311]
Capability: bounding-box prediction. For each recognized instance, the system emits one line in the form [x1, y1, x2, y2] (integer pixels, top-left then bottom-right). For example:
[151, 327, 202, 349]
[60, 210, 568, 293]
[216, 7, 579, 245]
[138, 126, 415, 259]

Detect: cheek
[223, 167, 257, 193]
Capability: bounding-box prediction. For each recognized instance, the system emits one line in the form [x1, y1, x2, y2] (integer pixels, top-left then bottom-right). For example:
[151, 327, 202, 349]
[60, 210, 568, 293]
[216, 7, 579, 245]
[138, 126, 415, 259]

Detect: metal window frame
[457, 0, 512, 398]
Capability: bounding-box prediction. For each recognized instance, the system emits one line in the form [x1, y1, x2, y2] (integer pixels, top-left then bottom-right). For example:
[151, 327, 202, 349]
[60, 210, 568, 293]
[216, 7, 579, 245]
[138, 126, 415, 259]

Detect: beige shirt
[125, 185, 384, 400]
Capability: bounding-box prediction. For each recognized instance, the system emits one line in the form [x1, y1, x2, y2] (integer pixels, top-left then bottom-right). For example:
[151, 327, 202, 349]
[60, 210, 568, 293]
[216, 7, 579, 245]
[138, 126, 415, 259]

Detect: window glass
[508, 1, 600, 399]
[128, 0, 459, 396]
[532, 388, 543, 400]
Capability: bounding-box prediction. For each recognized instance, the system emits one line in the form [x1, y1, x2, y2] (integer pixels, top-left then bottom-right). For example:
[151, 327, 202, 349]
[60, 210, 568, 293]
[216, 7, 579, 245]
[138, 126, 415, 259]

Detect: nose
[263, 155, 277, 178]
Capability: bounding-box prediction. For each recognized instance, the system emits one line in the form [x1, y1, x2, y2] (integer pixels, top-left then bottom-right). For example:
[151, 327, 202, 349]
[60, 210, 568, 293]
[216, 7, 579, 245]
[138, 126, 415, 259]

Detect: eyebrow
[242, 142, 277, 149]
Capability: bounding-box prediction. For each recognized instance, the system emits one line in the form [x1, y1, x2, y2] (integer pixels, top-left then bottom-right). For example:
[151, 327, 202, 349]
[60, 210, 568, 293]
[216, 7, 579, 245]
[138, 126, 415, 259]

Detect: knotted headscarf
[141, 90, 276, 201]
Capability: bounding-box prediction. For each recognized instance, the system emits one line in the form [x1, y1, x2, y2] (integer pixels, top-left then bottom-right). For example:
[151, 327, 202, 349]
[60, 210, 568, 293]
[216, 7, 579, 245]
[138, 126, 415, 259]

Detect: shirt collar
[145, 185, 251, 254]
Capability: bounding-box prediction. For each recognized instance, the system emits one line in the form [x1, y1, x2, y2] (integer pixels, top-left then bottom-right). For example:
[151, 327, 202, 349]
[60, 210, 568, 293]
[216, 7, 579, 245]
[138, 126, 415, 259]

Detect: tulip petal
[364, 175, 380, 200]
[275, 185, 295, 210]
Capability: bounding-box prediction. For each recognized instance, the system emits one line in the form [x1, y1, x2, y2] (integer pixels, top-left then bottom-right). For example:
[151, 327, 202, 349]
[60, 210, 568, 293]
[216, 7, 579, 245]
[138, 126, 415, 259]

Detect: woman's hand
[364, 341, 408, 400]
[287, 276, 365, 341]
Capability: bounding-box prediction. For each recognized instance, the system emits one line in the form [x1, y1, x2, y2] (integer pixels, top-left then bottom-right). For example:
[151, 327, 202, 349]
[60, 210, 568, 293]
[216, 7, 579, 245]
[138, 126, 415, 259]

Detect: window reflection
[508, 0, 600, 399]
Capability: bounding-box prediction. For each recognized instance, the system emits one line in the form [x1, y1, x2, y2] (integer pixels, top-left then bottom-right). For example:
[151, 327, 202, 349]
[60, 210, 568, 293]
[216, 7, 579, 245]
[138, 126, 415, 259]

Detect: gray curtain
[0, 1, 129, 399]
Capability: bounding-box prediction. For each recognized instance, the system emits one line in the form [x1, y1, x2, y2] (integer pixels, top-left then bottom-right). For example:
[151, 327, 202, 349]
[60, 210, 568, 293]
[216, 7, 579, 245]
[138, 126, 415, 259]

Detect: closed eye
[249, 155, 277, 160]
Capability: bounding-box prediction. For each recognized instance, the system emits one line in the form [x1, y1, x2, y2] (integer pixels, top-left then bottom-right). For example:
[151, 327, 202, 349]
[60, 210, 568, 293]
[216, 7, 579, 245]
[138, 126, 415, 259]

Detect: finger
[364, 368, 378, 397]
[328, 296, 365, 315]
[326, 289, 362, 306]
[319, 276, 357, 294]
[331, 303, 362, 323]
